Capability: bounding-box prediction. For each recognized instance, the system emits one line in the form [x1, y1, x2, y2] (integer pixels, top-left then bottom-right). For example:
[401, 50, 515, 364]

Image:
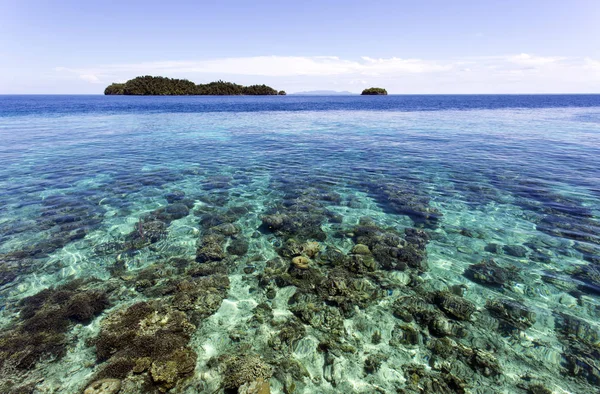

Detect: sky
[1, 0, 600, 94]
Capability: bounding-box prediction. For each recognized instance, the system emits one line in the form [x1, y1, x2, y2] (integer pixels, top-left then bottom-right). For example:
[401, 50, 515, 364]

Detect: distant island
[104, 76, 286, 96]
[291, 90, 356, 96]
[361, 87, 388, 95]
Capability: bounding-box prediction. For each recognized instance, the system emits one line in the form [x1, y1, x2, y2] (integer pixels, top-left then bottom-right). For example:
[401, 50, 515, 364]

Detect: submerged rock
[363, 183, 442, 228]
[486, 298, 536, 331]
[554, 312, 600, 386]
[126, 219, 168, 249]
[146, 203, 190, 222]
[464, 258, 519, 287]
[291, 256, 311, 270]
[196, 240, 225, 263]
[0, 253, 35, 287]
[433, 291, 476, 321]
[227, 237, 249, 256]
[503, 244, 528, 258]
[390, 324, 421, 347]
[171, 274, 229, 322]
[150, 348, 196, 391]
[218, 354, 273, 391]
[351, 244, 370, 255]
[364, 353, 387, 374]
[259, 189, 330, 242]
[83, 378, 121, 394]
[403, 364, 467, 393]
[164, 190, 185, 203]
[570, 263, 600, 295]
[92, 301, 197, 391]
[392, 294, 437, 324]
[353, 220, 429, 273]
[0, 280, 109, 372]
[239, 379, 271, 394]
[289, 292, 345, 337]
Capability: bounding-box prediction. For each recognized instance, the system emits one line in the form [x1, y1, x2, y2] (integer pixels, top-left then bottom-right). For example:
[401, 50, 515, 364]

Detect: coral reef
[217, 354, 273, 392]
[92, 301, 197, 392]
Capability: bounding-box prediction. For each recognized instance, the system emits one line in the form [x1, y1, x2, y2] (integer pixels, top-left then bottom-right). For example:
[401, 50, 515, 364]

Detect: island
[104, 76, 286, 96]
[361, 87, 388, 95]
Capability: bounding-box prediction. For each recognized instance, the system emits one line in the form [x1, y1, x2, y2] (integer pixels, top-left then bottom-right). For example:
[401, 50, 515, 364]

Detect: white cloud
[584, 58, 600, 70]
[57, 56, 452, 78]
[53, 54, 600, 94]
[506, 53, 565, 66]
[79, 74, 102, 84]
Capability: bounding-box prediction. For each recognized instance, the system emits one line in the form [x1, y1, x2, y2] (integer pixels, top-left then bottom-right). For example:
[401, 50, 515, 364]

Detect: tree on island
[104, 76, 282, 95]
[104, 83, 125, 95]
[361, 87, 388, 95]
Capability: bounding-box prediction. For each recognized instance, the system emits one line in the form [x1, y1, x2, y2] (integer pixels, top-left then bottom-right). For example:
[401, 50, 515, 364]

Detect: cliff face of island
[104, 76, 286, 96]
[361, 87, 388, 95]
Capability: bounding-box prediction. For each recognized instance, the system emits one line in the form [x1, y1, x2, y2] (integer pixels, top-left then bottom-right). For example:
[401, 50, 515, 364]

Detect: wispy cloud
[54, 54, 600, 93]
[78, 74, 102, 84]
[505, 53, 565, 66]
[56, 56, 453, 79]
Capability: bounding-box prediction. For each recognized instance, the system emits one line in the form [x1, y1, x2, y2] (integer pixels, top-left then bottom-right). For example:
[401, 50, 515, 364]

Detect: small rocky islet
[361, 87, 388, 95]
[0, 167, 598, 394]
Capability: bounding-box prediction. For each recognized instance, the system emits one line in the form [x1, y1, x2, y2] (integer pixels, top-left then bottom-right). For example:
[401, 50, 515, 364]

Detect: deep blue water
[3, 94, 600, 116]
[0, 95, 599, 393]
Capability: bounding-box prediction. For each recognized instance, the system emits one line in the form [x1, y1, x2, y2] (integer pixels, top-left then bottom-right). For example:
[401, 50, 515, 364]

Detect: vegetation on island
[361, 87, 388, 95]
[104, 76, 285, 96]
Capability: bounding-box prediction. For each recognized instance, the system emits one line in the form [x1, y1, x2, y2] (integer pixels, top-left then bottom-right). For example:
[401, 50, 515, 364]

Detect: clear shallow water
[0, 95, 599, 393]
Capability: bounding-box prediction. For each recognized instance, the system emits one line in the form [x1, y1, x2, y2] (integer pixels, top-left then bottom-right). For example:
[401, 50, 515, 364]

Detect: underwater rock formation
[361, 182, 442, 228]
[259, 184, 339, 242]
[570, 262, 600, 295]
[486, 298, 536, 331]
[83, 378, 122, 394]
[92, 301, 197, 392]
[0, 253, 35, 287]
[0, 280, 109, 383]
[171, 274, 230, 323]
[554, 312, 600, 386]
[352, 218, 430, 272]
[216, 354, 273, 392]
[464, 258, 520, 287]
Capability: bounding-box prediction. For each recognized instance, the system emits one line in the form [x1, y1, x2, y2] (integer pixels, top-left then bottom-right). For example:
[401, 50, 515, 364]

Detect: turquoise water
[0, 95, 599, 393]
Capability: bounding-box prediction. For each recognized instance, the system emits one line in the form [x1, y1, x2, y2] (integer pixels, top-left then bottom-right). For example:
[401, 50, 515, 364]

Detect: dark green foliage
[104, 76, 281, 95]
[121, 76, 197, 95]
[104, 83, 125, 95]
[196, 80, 245, 95]
[361, 87, 388, 95]
[278, 90, 286, 95]
[241, 84, 278, 95]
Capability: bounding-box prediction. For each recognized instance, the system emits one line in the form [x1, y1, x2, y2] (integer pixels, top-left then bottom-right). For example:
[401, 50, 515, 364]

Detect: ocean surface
[0, 95, 599, 394]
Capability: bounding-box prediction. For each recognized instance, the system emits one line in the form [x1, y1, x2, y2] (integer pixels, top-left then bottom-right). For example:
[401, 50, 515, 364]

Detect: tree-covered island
[361, 87, 388, 95]
[104, 76, 286, 95]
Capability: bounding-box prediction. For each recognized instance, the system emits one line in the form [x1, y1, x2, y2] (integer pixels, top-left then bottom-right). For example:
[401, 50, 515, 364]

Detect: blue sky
[1, 0, 599, 93]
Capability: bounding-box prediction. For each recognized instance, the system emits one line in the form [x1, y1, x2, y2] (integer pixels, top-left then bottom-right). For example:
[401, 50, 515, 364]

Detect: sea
[0, 95, 599, 393]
